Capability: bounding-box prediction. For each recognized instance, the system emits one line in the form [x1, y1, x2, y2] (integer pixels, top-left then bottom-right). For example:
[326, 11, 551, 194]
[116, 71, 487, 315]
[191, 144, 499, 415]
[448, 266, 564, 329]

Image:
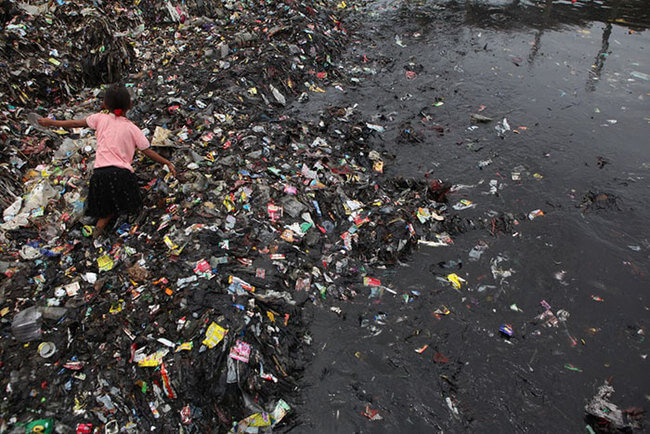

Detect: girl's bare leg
[96, 214, 114, 229]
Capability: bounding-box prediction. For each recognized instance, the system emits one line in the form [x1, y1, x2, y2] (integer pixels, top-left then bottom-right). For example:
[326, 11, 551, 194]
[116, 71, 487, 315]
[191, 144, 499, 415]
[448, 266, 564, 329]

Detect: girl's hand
[38, 117, 54, 127]
[165, 161, 176, 177]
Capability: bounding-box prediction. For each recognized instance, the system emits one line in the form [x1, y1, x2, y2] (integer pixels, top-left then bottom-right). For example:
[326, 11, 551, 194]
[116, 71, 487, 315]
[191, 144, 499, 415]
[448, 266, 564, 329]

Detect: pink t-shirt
[86, 113, 150, 172]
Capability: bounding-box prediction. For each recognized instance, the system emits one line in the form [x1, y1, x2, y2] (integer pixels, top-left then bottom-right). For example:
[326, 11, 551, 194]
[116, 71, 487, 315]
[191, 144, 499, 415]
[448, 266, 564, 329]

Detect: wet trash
[468, 241, 488, 261]
[509, 303, 523, 312]
[585, 381, 644, 431]
[580, 192, 620, 213]
[554, 271, 567, 282]
[445, 397, 460, 418]
[528, 209, 545, 220]
[535, 309, 559, 329]
[471, 113, 493, 123]
[361, 405, 383, 421]
[415, 344, 429, 354]
[477, 159, 492, 169]
[491, 256, 514, 280]
[230, 400, 291, 433]
[477, 284, 497, 293]
[366, 123, 386, 133]
[499, 324, 514, 338]
[446, 273, 466, 290]
[495, 118, 511, 136]
[564, 363, 582, 372]
[556, 309, 570, 322]
[452, 199, 476, 211]
[433, 305, 451, 317]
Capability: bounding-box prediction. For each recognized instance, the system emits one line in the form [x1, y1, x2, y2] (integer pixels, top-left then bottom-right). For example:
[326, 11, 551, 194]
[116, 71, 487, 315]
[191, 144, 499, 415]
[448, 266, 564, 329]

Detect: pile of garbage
[0, 0, 140, 106]
[0, 0, 349, 203]
[0, 0, 145, 211]
[0, 0, 543, 432]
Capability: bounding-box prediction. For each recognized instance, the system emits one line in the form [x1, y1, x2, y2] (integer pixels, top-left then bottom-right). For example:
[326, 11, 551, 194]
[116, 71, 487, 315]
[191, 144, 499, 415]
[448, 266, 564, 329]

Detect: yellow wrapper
[97, 254, 114, 272]
[202, 323, 228, 349]
[447, 273, 466, 290]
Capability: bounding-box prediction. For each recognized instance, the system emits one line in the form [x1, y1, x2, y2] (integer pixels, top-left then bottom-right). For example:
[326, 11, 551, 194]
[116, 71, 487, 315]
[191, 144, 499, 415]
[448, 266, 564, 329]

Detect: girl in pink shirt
[39, 84, 175, 237]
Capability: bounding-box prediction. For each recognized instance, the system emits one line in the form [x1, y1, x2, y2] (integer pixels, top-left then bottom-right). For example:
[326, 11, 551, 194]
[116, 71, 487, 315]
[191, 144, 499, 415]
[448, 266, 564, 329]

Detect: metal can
[38, 341, 56, 358]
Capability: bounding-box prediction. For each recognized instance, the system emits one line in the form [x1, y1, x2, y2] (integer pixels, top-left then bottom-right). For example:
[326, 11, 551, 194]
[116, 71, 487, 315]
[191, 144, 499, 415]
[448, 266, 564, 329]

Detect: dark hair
[104, 84, 131, 111]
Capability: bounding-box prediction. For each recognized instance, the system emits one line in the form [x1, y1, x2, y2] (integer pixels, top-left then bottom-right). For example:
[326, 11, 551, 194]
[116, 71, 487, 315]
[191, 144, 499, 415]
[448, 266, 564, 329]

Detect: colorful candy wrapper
[180, 404, 192, 425]
[194, 259, 214, 279]
[267, 203, 282, 222]
[499, 323, 514, 337]
[160, 363, 176, 399]
[175, 341, 193, 352]
[446, 273, 465, 290]
[97, 254, 114, 272]
[229, 340, 251, 363]
[137, 350, 165, 367]
[149, 401, 160, 419]
[240, 412, 272, 428]
[76, 423, 93, 434]
[202, 322, 228, 349]
[363, 276, 381, 287]
[228, 275, 255, 294]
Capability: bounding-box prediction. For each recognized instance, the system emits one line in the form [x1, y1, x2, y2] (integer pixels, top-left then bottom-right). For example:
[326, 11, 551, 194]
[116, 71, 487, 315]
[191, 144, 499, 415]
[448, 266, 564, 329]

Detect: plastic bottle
[11, 306, 42, 342]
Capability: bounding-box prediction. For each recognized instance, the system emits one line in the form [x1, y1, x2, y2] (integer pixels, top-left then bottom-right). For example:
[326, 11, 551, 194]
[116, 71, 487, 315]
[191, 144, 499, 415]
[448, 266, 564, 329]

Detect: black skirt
[85, 166, 143, 218]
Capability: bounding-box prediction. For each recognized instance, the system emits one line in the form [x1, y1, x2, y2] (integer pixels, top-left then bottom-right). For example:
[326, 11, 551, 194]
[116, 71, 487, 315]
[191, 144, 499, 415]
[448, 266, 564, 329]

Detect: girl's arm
[38, 118, 88, 129]
[140, 148, 176, 177]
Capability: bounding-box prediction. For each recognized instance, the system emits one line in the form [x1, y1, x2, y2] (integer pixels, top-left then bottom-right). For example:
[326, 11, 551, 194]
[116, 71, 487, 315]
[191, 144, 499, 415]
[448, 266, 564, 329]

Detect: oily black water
[293, 1, 649, 432]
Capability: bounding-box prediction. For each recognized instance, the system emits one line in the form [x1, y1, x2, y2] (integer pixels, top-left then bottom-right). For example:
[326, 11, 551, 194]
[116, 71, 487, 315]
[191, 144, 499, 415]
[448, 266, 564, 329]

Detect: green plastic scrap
[24, 419, 54, 434]
[564, 363, 582, 372]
